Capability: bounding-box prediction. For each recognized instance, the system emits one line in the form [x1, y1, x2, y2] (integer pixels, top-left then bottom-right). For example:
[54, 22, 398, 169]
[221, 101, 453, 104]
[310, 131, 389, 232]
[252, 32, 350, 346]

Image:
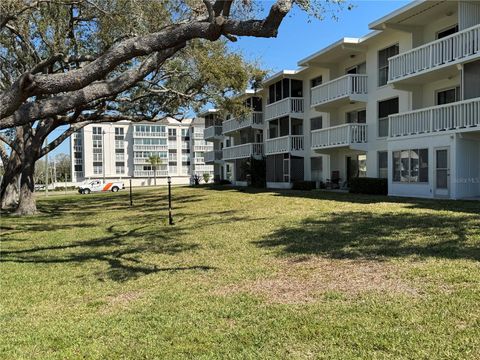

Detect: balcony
[265, 97, 304, 121]
[134, 170, 169, 177]
[389, 98, 480, 138]
[222, 112, 263, 135]
[133, 144, 168, 151]
[133, 131, 167, 138]
[264, 135, 304, 155]
[194, 165, 213, 172]
[388, 24, 480, 85]
[222, 143, 263, 161]
[193, 132, 203, 139]
[205, 150, 223, 163]
[194, 144, 213, 152]
[73, 145, 82, 152]
[311, 123, 368, 150]
[311, 74, 368, 110]
[204, 126, 223, 141]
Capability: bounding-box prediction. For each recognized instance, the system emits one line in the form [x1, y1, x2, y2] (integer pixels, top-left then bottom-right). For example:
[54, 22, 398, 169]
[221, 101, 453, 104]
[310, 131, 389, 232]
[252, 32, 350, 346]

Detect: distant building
[70, 117, 214, 186]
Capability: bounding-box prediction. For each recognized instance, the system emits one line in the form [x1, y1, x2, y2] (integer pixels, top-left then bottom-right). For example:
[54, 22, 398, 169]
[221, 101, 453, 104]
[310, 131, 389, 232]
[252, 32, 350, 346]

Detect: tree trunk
[153, 165, 157, 186]
[0, 173, 20, 209]
[0, 151, 22, 210]
[15, 160, 37, 216]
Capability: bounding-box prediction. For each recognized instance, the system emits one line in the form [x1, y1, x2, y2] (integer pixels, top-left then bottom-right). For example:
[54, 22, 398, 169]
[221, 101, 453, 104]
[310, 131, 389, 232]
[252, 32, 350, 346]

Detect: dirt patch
[101, 291, 142, 313]
[217, 257, 420, 304]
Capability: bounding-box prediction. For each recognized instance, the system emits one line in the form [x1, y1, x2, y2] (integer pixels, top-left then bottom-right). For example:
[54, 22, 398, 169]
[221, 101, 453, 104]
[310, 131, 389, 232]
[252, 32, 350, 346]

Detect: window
[181, 128, 189, 137]
[378, 97, 399, 137]
[437, 87, 460, 105]
[268, 79, 303, 104]
[310, 76, 322, 88]
[115, 127, 124, 135]
[93, 165, 103, 175]
[92, 127, 102, 135]
[437, 25, 458, 40]
[115, 165, 125, 174]
[346, 109, 366, 124]
[168, 128, 177, 137]
[378, 44, 399, 86]
[311, 117, 323, 131]
[74, 165, 83, 171]
[378, 151, 388, 179]
[392, 149, 428, 183]
[115, 153, 125, 161]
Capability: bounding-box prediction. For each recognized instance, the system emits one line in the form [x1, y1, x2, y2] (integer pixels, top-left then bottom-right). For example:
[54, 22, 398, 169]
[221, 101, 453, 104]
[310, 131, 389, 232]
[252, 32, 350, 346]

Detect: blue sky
[50, 0, 410, 157]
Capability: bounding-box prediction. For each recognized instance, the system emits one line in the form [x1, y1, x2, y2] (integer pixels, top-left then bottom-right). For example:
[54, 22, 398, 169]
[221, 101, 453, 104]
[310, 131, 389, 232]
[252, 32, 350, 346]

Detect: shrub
[203, 173, 211, 183]
[292, 181, 316, 191]
[349, 177, 388, 195]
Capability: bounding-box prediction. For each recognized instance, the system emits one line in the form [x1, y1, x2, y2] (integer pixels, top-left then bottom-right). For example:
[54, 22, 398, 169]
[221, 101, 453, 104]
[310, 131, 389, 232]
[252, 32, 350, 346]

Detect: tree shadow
[205, 185, 480, 215]
[1, 224, 214, 282]
[254, 211, 480, 261]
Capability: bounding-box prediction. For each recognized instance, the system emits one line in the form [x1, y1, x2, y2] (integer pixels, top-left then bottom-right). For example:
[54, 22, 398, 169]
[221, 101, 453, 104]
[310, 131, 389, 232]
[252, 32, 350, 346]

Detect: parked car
[34, 184, 46, 191]
[78, 180, 124, 194]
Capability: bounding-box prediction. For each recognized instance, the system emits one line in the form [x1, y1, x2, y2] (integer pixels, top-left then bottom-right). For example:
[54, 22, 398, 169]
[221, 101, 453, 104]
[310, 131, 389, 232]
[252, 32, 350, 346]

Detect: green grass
[1, 186, 479, 359]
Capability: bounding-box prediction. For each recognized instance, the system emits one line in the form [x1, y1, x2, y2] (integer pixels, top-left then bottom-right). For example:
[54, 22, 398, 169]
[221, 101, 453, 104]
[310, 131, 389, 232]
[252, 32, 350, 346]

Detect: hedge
[292, 181, 317, 191]
[349, 177, 388, 195]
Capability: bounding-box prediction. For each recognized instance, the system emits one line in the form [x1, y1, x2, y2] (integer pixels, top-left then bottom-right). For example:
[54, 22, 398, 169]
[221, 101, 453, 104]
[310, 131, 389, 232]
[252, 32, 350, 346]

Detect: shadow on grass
[35, 188, 205, 219]
[1, 223, 214, 282]
[254, 211, 480, 261]
[206, 185, 480, 215]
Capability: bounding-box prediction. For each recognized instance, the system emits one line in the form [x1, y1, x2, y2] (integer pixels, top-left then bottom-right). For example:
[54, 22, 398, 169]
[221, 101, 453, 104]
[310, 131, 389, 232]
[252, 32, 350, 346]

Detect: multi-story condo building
[71, 118, 214, 186]
[202, 0, 480, 199]
[222, 91, 264, 185]
[202, 109, 228, 182]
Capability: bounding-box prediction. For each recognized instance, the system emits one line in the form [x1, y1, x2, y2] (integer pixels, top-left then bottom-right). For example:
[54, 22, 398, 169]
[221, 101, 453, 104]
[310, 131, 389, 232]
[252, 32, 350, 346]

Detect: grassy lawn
[1, 186, 479, 359]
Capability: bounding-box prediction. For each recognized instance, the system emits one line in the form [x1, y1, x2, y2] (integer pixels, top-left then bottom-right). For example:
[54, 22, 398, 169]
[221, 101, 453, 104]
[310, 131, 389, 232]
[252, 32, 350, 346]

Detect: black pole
[168, 176, 174, 225]
[129, 178, 133, 207]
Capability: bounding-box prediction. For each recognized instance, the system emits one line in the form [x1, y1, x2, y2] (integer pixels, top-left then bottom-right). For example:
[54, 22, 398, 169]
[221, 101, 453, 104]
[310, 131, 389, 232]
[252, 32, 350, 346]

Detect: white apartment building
[71, 118, 214, 186]
[202, 0, 480, 199]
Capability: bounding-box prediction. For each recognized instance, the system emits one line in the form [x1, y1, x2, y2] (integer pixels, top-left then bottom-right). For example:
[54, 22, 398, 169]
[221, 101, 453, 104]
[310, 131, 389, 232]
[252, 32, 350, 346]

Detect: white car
[78, 180, 125, 194]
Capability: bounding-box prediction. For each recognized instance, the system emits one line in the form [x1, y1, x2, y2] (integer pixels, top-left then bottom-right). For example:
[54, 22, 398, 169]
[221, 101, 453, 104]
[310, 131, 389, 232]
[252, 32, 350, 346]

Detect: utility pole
[102, 129, 106, 182]
[168, 176, 174, 225]
[45, 137, 49, 197]
[53, 159, 57, 189]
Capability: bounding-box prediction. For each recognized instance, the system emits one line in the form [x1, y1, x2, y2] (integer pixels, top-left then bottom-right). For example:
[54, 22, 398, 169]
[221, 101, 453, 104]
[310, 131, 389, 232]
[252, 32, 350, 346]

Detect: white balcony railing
[194, 157, 205, 164]
[389, 24, 480, 82]
[205, 150, 223, 163]
[74, 158, 83, 165]
[134, 170, 169, 177]
[194, 165, 213, 172]
[193, 132, 204, 139]
[311, 123, 368, 149]
[265, 135, 304, 155]
[133, 131, 167, 138]
[311, 74, 368, 107]
[222, 143, 263, 160]
[204, 126, 223, 140]
[389, 98, 480, 138]
[222, 112, 263, 134]
[194, 145, 213, 152]
[133, 144, 168, 151]
[265, 97, 304, 121]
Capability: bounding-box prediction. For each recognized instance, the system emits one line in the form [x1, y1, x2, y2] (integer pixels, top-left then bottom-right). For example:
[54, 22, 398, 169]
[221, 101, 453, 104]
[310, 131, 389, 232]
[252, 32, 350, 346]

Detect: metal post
[168, 176, 174, 225]
[129, 178, 133, 207]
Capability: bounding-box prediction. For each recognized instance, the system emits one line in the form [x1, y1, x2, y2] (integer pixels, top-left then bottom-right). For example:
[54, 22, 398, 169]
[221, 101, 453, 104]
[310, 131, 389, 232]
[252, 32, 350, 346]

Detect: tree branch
[0, 0, 294, 122]
[1, 45, 184, 129]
